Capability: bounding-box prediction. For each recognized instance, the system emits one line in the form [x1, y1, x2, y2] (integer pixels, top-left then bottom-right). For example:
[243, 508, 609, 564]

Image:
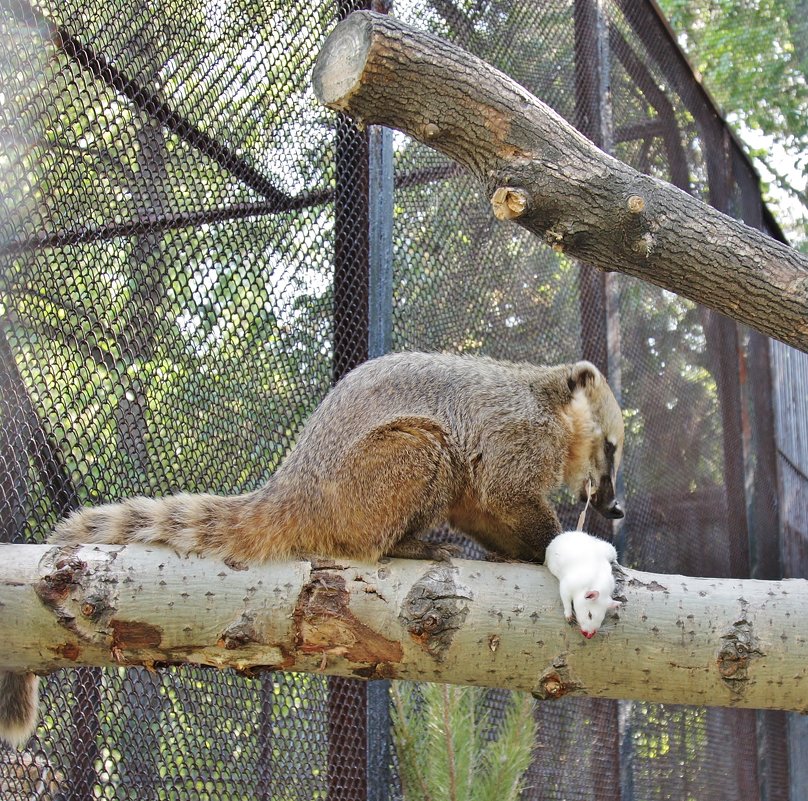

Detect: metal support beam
[328, 5, 393, 798]
[573, 5, 621, 801]
[368, 125, 394, 360]
[365, 122, 395, 801]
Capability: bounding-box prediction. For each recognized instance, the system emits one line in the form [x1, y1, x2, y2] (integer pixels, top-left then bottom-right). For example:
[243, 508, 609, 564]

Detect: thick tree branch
[2, 543, 807, 712]
[312, 12, 808, 353]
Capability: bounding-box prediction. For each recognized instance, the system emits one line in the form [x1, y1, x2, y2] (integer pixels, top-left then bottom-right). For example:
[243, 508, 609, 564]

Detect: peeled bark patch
[717, 618, 764, 698]
[534, 656, 582, 700]
[35, 548, 104, 642]
[35, 550, 87, 607]
[110, 620, 162, 651]
[218, 611, 260, 650]
[294, 570, 404, 668]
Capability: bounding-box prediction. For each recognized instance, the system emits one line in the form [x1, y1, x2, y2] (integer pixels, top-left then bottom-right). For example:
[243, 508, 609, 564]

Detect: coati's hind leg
[327, 416, 464, 561]
[385, 532, 462, 562]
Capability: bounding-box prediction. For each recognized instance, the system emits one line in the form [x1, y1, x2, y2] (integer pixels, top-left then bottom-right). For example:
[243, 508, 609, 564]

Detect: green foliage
[657, 0, 807, 245]
[659, 0, 806, 140]
[391, 683, 537, 801]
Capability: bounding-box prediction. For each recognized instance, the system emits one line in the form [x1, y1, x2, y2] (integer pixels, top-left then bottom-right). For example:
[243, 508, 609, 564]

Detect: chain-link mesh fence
[0, 0, 802, 798]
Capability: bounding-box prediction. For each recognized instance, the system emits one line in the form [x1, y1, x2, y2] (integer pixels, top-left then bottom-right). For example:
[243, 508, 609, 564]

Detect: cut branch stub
[313, 11, 808, 353]
[627, 194, 646, 214]
[491, 187, 531, 220]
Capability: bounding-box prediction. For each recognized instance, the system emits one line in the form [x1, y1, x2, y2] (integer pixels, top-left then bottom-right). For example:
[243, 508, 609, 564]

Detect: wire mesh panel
[0, 0, 800, 799]
[771, 341, 808, 801]
[1, 0, 352, 797]
[389, 1, 789, 800]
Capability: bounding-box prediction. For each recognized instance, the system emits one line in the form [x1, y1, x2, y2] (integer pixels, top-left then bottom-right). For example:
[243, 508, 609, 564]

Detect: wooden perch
[3, 543, 808, 712]
[312, 11, 808, 353]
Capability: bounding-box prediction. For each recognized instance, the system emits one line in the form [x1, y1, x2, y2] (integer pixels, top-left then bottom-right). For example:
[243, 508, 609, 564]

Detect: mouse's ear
[584, 589, 600, 600]
[609, 599, 622, 609]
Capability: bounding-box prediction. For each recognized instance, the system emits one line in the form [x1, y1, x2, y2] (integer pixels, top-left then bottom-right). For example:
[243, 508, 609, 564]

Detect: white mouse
[545, 530, 622, 638]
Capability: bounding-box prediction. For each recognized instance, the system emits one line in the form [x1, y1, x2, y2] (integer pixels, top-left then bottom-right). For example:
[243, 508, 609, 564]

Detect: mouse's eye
[588, 612, 593, 619]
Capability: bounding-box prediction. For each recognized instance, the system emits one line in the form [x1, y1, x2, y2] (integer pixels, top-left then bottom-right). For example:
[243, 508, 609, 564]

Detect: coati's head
[563, 361, 625, 521]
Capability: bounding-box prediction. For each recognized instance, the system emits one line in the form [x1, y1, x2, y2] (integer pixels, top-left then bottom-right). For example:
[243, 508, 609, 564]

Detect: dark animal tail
[0, 672, 39, 748]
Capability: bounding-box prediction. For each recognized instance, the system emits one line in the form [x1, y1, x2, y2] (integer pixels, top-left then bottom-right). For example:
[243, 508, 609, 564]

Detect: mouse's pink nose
[581, 630, 596, 639]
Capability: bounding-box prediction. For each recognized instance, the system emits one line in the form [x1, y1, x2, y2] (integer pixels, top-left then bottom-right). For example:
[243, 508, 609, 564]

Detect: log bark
[312, 11, 808, 353]
[2, 543, 808, 712]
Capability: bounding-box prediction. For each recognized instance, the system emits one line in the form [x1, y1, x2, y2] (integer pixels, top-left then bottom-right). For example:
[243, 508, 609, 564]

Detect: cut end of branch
[491, 186, 530, 220]
[312, 12, 374, 111]
[627, 194, 645, 214]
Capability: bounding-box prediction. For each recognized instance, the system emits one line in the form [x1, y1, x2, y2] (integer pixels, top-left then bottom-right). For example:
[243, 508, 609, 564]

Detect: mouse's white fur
[545, 530, 621, 637]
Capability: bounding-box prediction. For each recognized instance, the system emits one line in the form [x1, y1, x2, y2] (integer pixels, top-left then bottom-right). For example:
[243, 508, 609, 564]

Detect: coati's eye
[604, 439, 616, 458]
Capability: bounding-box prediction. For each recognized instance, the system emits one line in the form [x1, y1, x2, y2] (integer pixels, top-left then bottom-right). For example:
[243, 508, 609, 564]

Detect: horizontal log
[2, 543, 807, 711]
[312, 11, 808, 353]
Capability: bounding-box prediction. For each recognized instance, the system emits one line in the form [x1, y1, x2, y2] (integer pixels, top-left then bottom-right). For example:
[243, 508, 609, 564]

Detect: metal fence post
[368, 125, 394, 362]
[366, 122, 394, 801]
[733, 150, 791, 801]
[573, 4, 622, 800]
[328, 104, 372, 800]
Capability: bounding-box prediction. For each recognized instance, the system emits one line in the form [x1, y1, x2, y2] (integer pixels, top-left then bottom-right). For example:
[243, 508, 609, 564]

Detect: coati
[545, 529, 622, 638]
[0, 351, 624, 746]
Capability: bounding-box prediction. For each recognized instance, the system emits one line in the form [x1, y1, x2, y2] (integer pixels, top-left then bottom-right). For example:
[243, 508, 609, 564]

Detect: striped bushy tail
[49, 483, 301, 564]
[0, 672, 39, 748]
[1, 481, 303, 747]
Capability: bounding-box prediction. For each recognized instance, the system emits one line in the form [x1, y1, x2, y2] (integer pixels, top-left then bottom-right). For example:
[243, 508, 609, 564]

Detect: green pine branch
[391, 682, 537, 801]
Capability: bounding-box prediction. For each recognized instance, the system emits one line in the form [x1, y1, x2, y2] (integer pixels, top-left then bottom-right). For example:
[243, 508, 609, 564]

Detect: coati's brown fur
[0, 351, 624, 746]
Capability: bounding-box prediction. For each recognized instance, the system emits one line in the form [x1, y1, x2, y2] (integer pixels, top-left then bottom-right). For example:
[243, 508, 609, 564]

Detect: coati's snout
[585, 474, 624, 519]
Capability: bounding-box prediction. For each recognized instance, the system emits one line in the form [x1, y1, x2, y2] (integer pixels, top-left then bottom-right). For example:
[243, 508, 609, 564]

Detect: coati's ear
[584, 589, 600, 601]
[568, 360, 600, 392]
